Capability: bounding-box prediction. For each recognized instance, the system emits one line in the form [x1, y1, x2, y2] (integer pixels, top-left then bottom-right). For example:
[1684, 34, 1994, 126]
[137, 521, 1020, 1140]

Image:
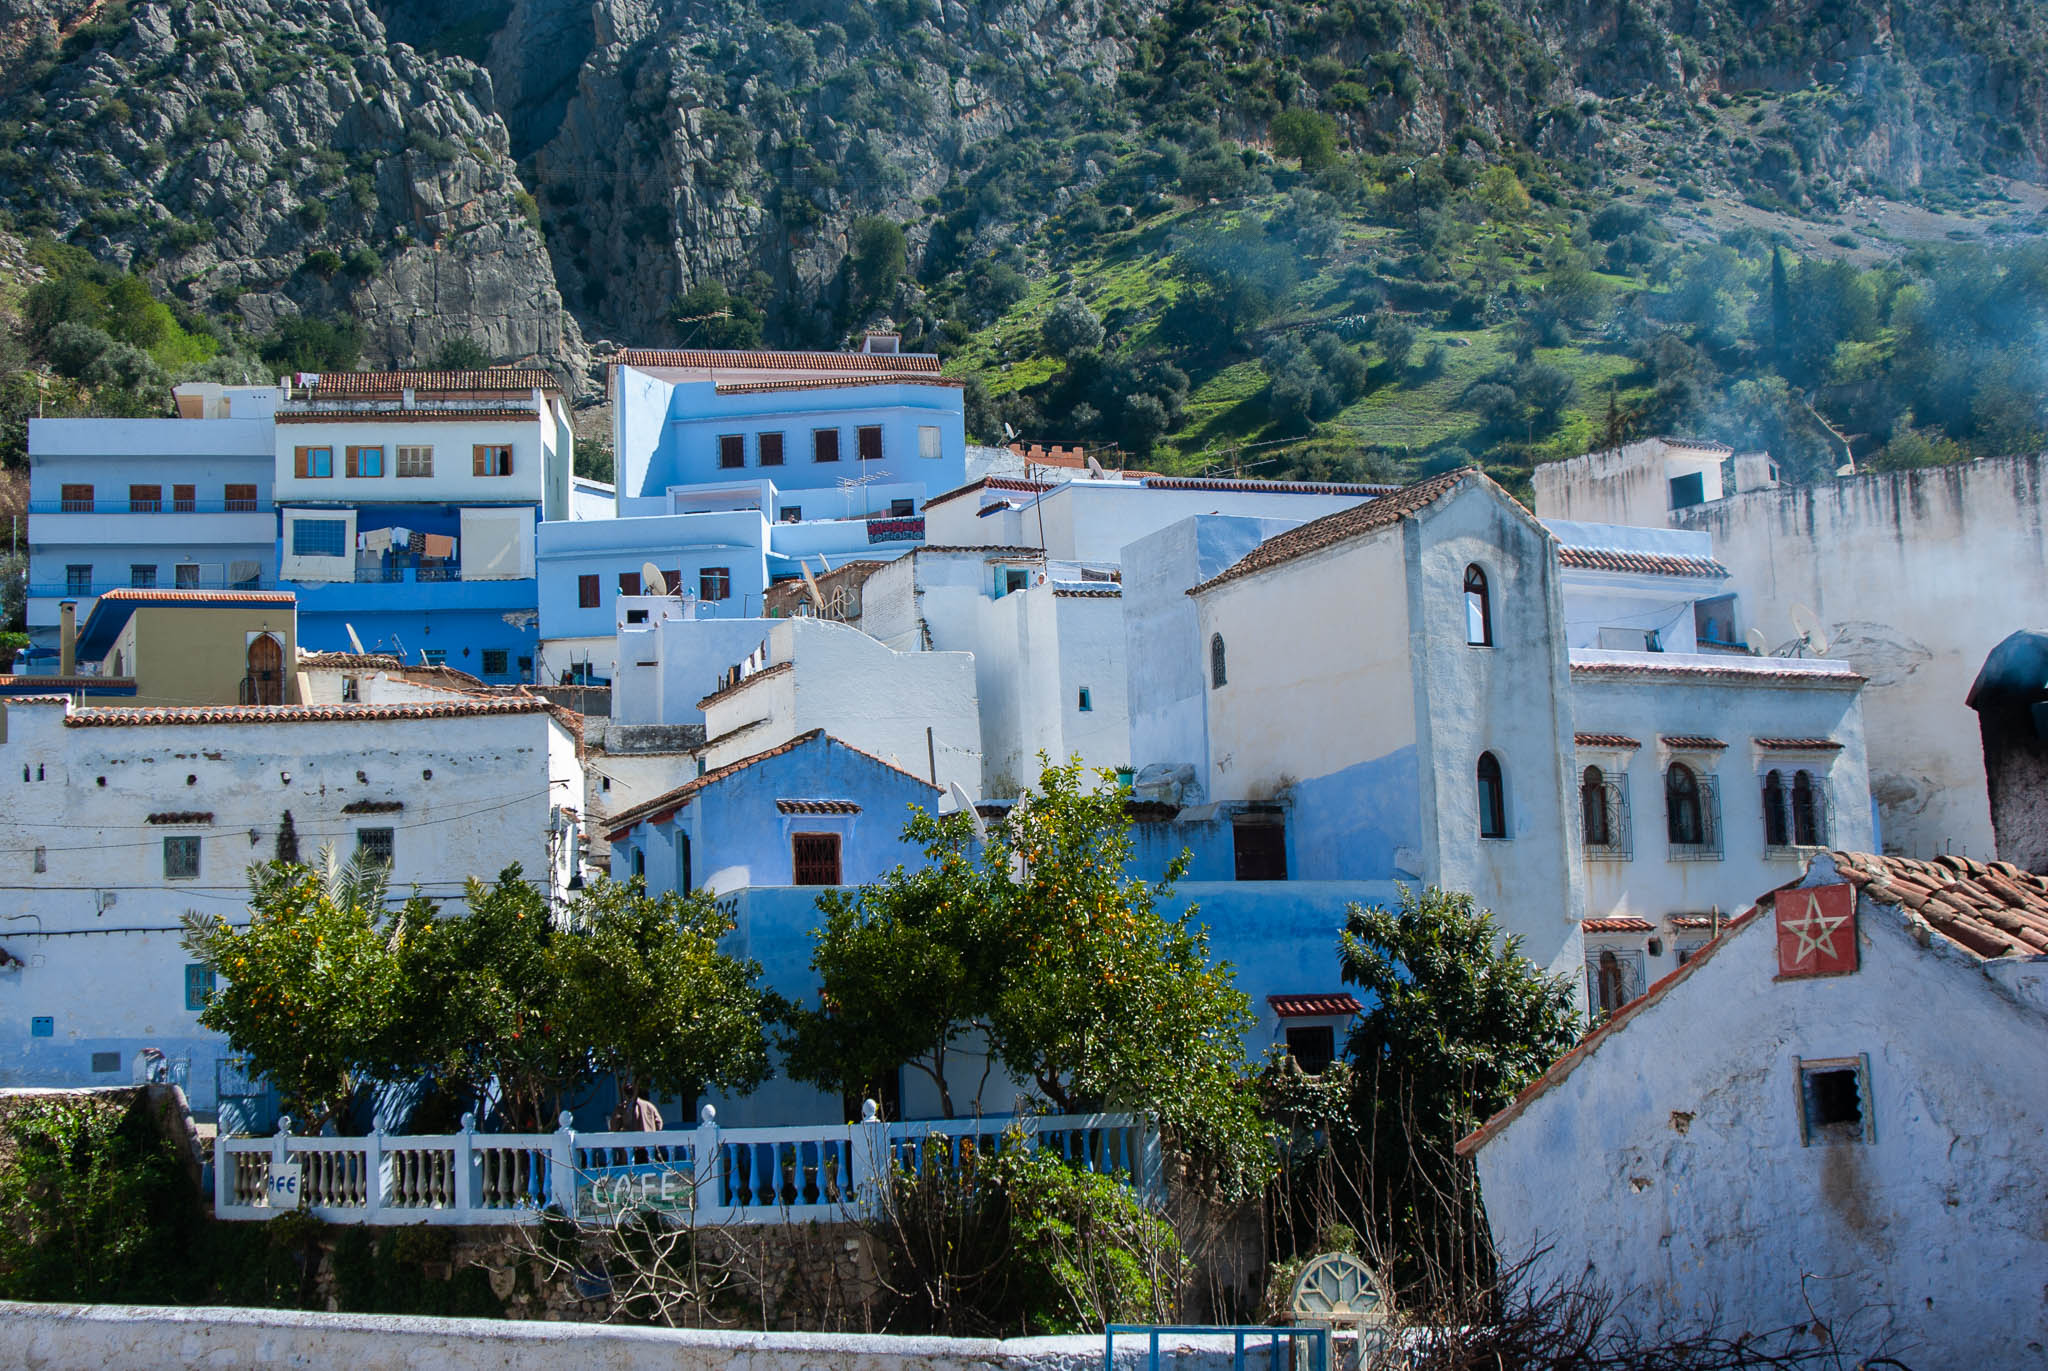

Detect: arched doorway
[244, 634, 283, 705]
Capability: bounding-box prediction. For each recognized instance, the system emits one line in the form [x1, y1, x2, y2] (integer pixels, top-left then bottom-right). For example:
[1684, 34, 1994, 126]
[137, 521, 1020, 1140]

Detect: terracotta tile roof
[0, 677, 133, 691]
[923, 476, 1059, 510]
[63, 699, 556, 727]
[1268, 993, 1364, 1018]
[616, 348, 941, 374]
[1582, 916, 1654, 933]
[1657, 436, 1734, 455]
[299, 653, 405, 670]
[916, 545, 1046, 556]
[713, 376, 965, 395]
[1661, 734, 1727, 750]
[1557, 545, 1730, 579]
[1754, 737, 1844, 751]
[606, 729, 939, 839]
[1828, 850, 2048, 958]
[1053, 586, 1122, 598]
[697, 661, 792, 711]
[1457, 904, 1768, 1159]
[146, 811, 214, 824]
[307, 369, 556, 395]
[1571, 656, 1865, 688]
[341, 799, 405, 814]
[1141, 476, 1400, 497]
[276, 408, 540, 424]
[92, 587, 296, 605]
[1574, 732, 1641, 749]
[776, 798, 862, 814]
[1670, 914, 1721, 929]
[1188, 468, 1478, 595]
[0, 695, 74, 705]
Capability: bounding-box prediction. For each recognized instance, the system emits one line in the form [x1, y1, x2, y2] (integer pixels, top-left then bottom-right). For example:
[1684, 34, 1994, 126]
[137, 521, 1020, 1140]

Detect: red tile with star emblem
[1776, 883, 1857, 978]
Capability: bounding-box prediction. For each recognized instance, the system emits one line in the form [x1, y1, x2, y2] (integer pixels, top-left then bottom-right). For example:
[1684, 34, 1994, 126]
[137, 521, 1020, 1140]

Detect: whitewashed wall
[1471, 876, 2048, 1369]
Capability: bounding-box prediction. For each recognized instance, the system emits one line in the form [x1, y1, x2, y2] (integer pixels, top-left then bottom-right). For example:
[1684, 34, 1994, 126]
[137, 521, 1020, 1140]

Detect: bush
[430, 336, 492, 369]
[849, 216, 907, 302]
[1041, 296, 1104, 357]
[1271, 109, 1338, 169]
[261, 316, 364, 372]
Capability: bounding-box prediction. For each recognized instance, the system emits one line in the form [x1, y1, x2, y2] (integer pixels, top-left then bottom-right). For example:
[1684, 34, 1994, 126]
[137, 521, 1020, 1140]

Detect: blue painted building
[270, 368, 575, 681]
[23, 383, 281, 652]
[534, 343, 966, 683]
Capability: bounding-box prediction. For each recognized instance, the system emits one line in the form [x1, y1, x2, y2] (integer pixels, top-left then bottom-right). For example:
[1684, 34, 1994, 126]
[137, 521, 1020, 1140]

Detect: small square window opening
[481, 649, 509, 676]
[357, 827, 395, 867]
[1799, 1058, 1871, 1145]
[163, 836, 200, 880]
[1285, 1025, 1336, 1075]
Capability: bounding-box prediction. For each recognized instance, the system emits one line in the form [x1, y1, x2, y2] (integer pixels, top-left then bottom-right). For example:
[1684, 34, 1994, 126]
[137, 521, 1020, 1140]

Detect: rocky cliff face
[5, 0, 2047, 371]
[0, 0, 583, 370]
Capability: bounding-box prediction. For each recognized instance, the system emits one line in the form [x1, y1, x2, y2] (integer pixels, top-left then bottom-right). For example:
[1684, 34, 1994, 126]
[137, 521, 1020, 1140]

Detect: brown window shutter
[295, 447, 309, 479]
[344, 446, 359, 478]
[473, 445, 488, 477]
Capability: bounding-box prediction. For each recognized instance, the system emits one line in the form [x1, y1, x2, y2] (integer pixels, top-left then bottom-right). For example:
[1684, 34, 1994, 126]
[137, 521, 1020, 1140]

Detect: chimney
[58, 600, 76, 677]
[1733, 451, 1779, 494]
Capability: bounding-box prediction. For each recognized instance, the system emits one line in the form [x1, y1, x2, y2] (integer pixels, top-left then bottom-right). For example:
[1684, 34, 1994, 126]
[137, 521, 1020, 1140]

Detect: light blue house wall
[620, 375, 966, 511]
[25, 415, 278, 645]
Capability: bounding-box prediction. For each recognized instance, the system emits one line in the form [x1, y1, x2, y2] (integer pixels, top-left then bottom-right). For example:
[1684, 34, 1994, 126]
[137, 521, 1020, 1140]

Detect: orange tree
[785, 757, 1268, 1197]
[181, 851, 424, 1132]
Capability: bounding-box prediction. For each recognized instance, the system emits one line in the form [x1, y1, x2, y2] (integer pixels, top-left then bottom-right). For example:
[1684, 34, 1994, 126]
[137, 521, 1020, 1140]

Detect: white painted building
[0, 695, 584, 1114]
[1464, 850, 2048, 1369]
[1186, 469, 1588, 979]
[682, 615, 980, 799]
[1550, 520, 1875, 1008]
[1535, 441, 2048, 862]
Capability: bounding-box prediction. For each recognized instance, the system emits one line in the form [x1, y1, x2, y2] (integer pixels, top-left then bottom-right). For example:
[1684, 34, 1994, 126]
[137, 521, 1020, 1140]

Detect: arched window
[1792, 770, 1821, 847]
[1210, 633, 1227, 688]
[1476, 752, 1507, 838]
[1581, 765, 1610, 847]
[1761, 770, 1789, 847]
[1666, 763, 1703, 846]
[1464, 564, 1492, 646]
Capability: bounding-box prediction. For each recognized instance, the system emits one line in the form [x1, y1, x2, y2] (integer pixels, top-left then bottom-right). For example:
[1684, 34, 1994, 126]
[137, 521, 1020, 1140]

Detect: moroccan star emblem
[1781, 889, 1851, 965]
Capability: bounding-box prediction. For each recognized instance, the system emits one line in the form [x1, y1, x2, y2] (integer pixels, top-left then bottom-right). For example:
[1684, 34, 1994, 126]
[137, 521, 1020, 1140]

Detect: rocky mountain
[0, 0, 580, 370]
[5, 0, 2048, 407]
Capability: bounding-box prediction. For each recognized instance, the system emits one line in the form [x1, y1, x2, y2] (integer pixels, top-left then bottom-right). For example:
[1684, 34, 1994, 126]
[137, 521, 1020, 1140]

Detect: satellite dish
[1789, 603, 1831, 657]
[1085, 453, 1107, 479]
[948, 781, 988, 846]
[345, 623, 366, 655]
[1745, 628, 1770, 657]
[800, 561, 826, 615]
[641, 562, 668, 597]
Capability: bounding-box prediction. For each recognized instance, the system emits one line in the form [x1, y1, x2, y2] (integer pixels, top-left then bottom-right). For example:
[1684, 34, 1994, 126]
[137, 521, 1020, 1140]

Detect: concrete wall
[0, 1301, 1317, 1371]
[1531, 438, 1727, 527]
[1471, 884, 2048, 1370]
[1665, 456, 2048, 860]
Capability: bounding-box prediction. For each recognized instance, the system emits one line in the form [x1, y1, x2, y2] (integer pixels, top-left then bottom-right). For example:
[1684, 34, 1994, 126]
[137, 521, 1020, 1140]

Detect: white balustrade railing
[214, 1104, 1161, 1226]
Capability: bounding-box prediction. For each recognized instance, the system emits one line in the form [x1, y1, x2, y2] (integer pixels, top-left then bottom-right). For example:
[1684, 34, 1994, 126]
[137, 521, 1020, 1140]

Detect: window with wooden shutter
[618, 571, 641, 597]
[172, 485, 195, 511]
[758, 432, 784, 466]
[473, 444, 513, 476]
[857, 425, 883, 461]
[792, 833, 841, 886]
[578, 574, 600, 608]
[60, 484, 93, 511]
[224, 484, 257, 511]
[812, 428, 840, 463]
[294, 447, 309, 478]
[345, 446, 360, 478]
[397, 445, 433, 477]
[128, 484, 161, 512]
[718, 434, 745, 468]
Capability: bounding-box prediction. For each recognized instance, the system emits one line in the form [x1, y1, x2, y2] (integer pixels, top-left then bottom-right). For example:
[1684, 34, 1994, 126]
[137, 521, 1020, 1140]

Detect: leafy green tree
[1337, 886, 1580, 1285]
[261, 316, 364, 372]
[783, 811, 998, 1117]
[429, 336, 492, 370]
[670, 280, 765, 349]
[1270, 109, 1338, 169]
[183, 850, 423, 1132]
[1041, 296, 1105, 358]
[1171, 222, 1298, 343]
[849, 216, 907, 302]
[557, 878, 779, 1108]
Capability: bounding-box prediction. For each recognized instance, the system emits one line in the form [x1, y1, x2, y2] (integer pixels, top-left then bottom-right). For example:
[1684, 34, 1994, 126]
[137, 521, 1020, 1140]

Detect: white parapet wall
[0, 1303, 1334, 1371]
